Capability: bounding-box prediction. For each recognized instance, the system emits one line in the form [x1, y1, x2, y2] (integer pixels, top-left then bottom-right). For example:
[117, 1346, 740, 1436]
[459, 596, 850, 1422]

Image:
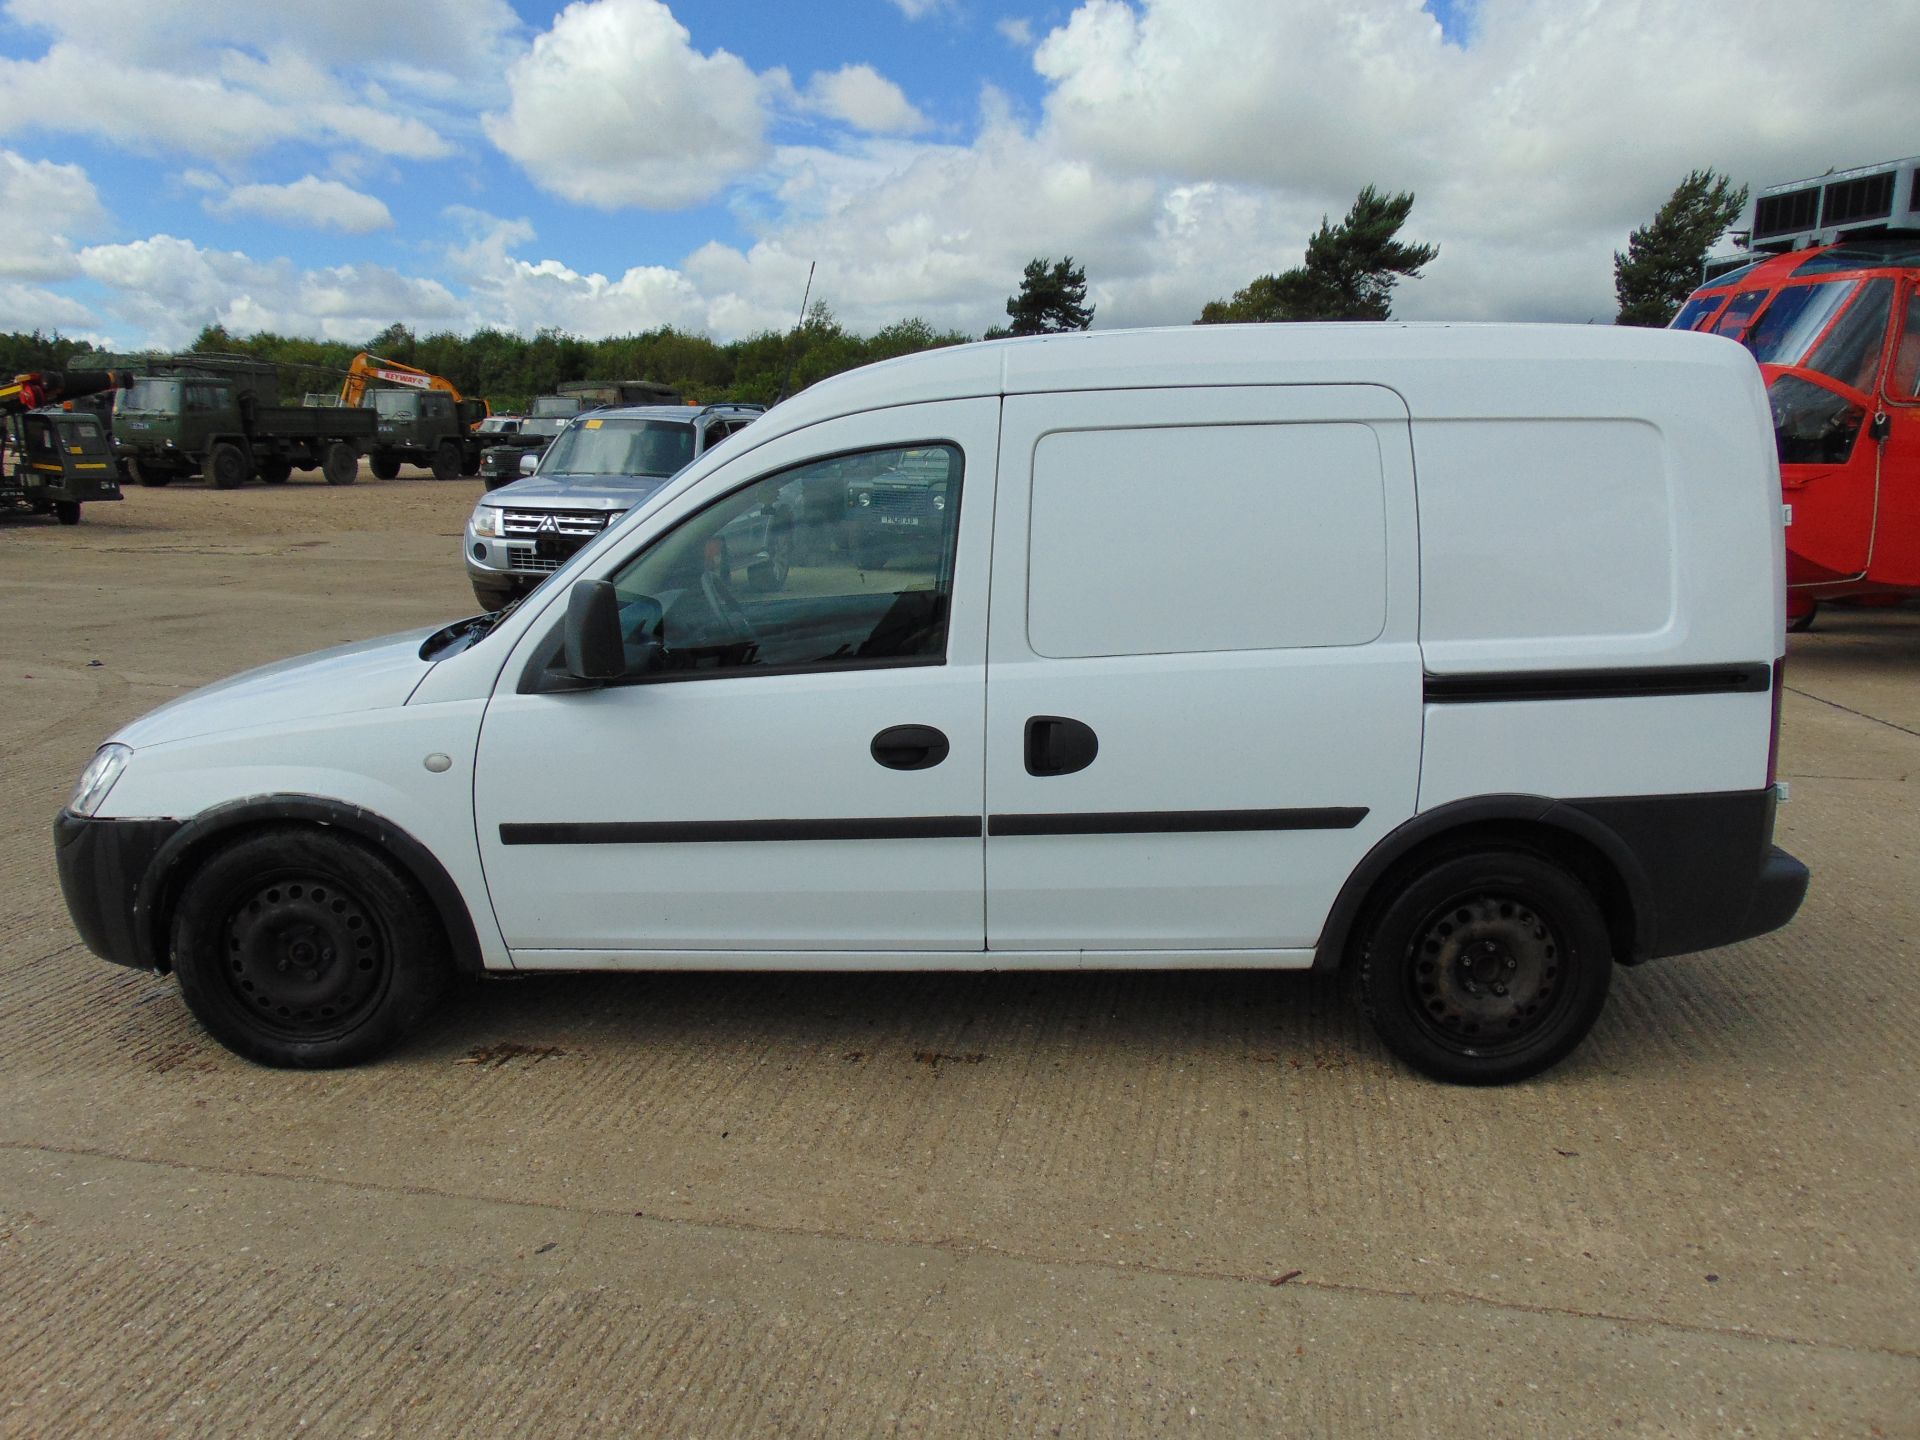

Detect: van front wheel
[170, 828, 450, 1068]
[1354, 849, 1612, 1085]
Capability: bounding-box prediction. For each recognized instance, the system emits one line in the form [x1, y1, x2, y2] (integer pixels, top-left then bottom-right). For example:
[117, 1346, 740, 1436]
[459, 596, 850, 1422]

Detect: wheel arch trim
[134, 794, 487, 977]
[1311, 793, 1654, 972]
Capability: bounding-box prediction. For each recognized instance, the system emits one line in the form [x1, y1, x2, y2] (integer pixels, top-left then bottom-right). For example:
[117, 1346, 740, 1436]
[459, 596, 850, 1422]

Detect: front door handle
[872, 724, 950, 771]
[1025, 716, 1098, 777]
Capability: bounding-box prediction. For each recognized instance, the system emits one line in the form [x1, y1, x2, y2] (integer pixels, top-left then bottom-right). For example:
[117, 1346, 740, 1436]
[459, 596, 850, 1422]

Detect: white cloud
[77, 235, 463, 348]
[0, 0, 520, 165]
[207, 176, 395, 234]
[484, 0, 770, 210]
[0, 148, 106, 281]
[0, 279, 99, 333]
[887, 0, 949, 18]
[803, 65, 929, 135]
[997, 18, 1035, 46]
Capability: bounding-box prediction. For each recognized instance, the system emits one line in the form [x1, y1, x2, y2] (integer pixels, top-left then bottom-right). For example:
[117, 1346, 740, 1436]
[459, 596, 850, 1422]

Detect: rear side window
[1025, 422, 1388, 658]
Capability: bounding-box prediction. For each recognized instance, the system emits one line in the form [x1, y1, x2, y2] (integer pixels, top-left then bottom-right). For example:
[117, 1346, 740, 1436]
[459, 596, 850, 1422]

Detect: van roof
[756, 322, 1758, 435]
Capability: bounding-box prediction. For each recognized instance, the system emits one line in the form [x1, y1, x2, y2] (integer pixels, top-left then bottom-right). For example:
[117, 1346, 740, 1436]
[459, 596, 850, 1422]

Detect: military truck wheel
[460, 448, 481, 478]
[322, 443, 358, 486]
[209, 442, 250, 490]
[430, 442, 460, 482]
[132, 461, 170, 488]
[54, 501, 81, 525]
[368, 453, 401, 481]
[257, 456, 292, 485]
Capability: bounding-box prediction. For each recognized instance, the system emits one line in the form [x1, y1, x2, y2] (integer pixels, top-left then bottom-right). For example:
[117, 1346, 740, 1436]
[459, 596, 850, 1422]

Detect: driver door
[473, 398, 997, 964]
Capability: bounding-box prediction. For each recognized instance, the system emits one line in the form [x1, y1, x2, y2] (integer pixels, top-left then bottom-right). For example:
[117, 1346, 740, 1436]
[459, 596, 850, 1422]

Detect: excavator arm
[340, 352, 470, 407]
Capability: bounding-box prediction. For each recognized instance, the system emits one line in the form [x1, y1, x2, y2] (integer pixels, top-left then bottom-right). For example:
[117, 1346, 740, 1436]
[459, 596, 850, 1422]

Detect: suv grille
[499, 508, 610, 538]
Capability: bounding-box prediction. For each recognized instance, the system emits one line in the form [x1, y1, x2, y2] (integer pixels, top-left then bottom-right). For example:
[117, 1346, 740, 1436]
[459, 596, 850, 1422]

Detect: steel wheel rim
[217, 872, 391, 1041]
[1405, 889, 1571, 1056]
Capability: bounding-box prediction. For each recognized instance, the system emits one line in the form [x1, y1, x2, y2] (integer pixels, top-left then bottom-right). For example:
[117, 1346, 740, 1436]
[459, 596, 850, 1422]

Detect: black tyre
[1787, 602, 1817, 633]
[430, 442, 460, 481]
[257, 455, 292, 485]
[170, 827, 450, 1068]
[322, 442, 358, 486]
[369, 452, 402, 481]
[747, 521, 793, 592]
[132, 460, 170, 488]
[208, 442, 250, 490]
[54, 501, 81, 525]
[459, 447, 481, 478]
[1354, 849, 1612, 1085]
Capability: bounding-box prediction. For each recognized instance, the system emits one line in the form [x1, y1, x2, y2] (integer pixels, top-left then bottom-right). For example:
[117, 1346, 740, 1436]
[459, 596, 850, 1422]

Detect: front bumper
[54, 811, 183, 971]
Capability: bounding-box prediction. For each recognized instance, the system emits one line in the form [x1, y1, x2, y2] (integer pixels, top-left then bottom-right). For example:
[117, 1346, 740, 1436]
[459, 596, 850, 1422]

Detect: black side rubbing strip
[500, 816, 982, 845]
[1423, 664, 1772, 705]
[988, 808, 1368, 838]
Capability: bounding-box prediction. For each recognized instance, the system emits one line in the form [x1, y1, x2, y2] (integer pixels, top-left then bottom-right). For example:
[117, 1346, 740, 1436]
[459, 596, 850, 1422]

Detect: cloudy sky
[0, 0, 1912, 350]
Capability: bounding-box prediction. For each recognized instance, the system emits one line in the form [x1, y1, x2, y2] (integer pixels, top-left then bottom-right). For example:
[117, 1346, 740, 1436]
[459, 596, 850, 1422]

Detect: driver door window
[607, 443, 962, 679]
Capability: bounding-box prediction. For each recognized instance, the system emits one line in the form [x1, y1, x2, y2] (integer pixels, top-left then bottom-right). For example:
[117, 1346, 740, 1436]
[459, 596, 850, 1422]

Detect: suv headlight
[470, 505, 505, 538]
[68, 743, 130, 818]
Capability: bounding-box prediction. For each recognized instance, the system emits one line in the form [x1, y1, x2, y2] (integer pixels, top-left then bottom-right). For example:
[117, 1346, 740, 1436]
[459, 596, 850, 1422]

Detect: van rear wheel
[1354, 849, 1612, 1085]
[170, 828, 450, 1068]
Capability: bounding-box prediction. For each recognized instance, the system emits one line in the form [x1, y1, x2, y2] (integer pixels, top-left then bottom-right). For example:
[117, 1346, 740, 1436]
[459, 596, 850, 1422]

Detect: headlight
[470, 505, 505, 538]
[931, 493, 946, 511]
[856, 491, 871, 507]
[68, 743, 130, 818]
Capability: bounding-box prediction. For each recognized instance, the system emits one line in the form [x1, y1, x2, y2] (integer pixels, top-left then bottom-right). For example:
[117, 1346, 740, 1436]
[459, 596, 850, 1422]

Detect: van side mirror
[519, 451, 540, 475]
[564, 580, 626, 680]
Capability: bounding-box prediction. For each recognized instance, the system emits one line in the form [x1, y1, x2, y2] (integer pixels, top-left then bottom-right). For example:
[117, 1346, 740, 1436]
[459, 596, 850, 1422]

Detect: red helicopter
[1671, 157, 1920, 629]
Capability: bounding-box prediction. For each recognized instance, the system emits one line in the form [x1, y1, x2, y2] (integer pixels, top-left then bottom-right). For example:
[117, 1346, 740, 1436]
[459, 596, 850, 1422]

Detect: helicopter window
[1890, 290, 1920, 402]
[1746, 281, 1853, 365]
[1710, 289, 1768, 339]
[1670, 294, 1725, 331]
[1807, 278, 1893, 394]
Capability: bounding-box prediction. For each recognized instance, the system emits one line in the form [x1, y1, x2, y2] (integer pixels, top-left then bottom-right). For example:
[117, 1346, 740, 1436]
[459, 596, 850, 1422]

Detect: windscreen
[531, 396, 584, 418]
[120, 378, 180, 412]
[370, 391, 423, 415]
[540, 418, 694, 478]
[1744, 281, 1855, 364]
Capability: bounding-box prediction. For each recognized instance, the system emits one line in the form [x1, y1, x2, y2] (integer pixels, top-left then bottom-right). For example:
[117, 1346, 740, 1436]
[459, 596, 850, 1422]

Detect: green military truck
[364, 389, 490, 480]
[114, 354, 374, 488]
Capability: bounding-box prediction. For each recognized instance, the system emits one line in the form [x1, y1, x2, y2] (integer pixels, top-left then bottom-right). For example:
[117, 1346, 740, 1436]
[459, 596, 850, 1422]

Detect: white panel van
[55, 325, 1808, 1083]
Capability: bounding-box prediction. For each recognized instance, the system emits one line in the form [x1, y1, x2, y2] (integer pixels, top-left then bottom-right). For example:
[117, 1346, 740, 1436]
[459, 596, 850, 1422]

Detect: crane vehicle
[1, 368, 129, 522]
[339, 354, 490, 481]
[1672, 156, 1920, 627]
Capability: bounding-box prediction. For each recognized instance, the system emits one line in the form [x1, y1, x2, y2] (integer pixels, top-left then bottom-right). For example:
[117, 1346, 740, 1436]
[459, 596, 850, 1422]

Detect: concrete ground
[0, 473, 1914, 1437]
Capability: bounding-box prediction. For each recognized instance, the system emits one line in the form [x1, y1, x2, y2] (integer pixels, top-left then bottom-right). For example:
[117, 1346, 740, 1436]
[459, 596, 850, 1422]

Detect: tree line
[0, 169, 1747, 404]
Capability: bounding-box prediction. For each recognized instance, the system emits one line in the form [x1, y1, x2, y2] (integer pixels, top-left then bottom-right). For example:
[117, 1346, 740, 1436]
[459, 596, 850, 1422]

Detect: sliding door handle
[1025, 716, 1098, 777]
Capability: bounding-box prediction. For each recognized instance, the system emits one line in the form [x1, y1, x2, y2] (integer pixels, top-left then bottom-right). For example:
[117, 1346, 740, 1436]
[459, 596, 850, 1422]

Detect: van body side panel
[1418, 692, 1771, 806]
[986, 385, 1421, 953]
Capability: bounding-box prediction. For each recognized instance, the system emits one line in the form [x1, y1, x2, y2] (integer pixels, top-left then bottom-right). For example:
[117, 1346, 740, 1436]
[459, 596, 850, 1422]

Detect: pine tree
[990, 256, 1095, 338]
[1613, 170, 1749, 328]
[1199, 186, 1437, 323]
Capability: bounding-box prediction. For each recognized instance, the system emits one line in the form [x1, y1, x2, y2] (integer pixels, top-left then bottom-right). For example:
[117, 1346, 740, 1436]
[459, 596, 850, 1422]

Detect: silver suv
[463, 403, 761, 611]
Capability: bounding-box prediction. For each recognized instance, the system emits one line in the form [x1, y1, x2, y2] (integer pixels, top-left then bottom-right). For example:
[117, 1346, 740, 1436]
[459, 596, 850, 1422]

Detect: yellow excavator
[339, 354, 492, 480]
